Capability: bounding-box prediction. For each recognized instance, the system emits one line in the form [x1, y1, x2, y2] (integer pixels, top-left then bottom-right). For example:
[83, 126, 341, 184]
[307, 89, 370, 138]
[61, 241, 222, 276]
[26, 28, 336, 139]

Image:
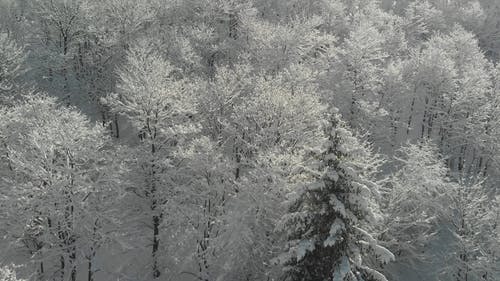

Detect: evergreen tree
[277, 113, 393, 281]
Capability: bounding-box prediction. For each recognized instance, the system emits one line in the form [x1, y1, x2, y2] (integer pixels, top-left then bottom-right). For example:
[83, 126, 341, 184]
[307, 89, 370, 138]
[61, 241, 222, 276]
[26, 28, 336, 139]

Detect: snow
[329, 195, 347, 217]
[332, 256, 351, 281]
[296, 239, 316, 261]
[362, 267, 389, 281]
[1, 1, 499, 280]
[374, 244, 396, 264]
[329, 218, 345, 235]
[324, 218, 345, 247]
[326, 169, 339, 182]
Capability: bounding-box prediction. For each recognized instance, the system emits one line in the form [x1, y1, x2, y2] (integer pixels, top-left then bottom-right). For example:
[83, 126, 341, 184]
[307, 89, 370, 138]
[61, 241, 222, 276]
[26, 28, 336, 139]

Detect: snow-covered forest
[0, 0, 499, 280]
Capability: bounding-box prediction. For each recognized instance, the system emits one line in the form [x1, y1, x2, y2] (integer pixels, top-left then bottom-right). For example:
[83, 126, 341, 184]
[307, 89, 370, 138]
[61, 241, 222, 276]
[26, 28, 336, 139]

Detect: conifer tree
[277, 113, 393, 281]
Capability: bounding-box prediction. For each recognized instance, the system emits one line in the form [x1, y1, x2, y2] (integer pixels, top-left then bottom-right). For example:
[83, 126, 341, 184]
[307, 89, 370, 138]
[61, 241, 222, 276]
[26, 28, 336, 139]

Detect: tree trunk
[391, 110, 400, 149]
[70, 247, 77, 281]
[88, 258, 93, 281]
[114, 114, 120, 138]
[407, 97, 415, 136]
[421, 96, 429, 139]
[38, 261, 44, 281]
[60, 255, 65, 281]
[235, 146, 241, 180]
[152, 214, 160, 279]
[427, 98, 438, 138]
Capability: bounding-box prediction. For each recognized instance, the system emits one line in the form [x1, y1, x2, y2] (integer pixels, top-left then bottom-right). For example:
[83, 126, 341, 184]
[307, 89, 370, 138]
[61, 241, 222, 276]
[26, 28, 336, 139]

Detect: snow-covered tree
[0, 33, 25, 105]
[402, 1, 446, 45]
[103, 39, 198, 279]
[27, 0, 92, 105]
[1, 0, 500, 280]
[277, 113, 393, 281]
[446, 179, 500, 281]
[321, 3, 407, 136]
[382, 142, 454, 266]
[0, 93, 115, 281]
[181, 147, 226, 275]
[192, 64, 329, 280]
[479, 0, 500, 60]
[432, 27, 492, 178]
[0, 265, 26, 281]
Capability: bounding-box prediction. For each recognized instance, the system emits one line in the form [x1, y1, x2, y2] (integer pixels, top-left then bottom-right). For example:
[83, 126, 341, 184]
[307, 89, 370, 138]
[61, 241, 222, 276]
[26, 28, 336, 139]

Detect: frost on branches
[0, 266, 25, 281]
[447, 179, 500, 281]
[0, 93, 116, 281]
[382, 142, 454, 264]
[102, 39, 200, 279]
[0, 33, 24, 105]
[276, 114, 393, 281]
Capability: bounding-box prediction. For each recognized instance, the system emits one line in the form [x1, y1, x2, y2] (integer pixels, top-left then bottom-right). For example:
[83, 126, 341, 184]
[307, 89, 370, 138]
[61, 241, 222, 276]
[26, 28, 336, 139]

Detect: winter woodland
[0, 0, 499, 280]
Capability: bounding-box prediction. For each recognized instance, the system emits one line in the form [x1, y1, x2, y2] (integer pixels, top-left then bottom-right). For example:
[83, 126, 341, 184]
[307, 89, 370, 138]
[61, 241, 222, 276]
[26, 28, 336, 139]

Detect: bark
[87, 258, 93, 281]
[407, 97, 415, 136]
[152, 213, 160, 279]
[114, 114, 120, 138]
[421, 96, 429, 139]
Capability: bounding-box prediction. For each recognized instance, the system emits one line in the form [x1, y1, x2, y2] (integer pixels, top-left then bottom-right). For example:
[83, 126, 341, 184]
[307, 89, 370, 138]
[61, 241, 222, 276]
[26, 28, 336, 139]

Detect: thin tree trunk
[457, 145, 466, 174]
[87, 258, 93, 281]
[114, 114, 120, 138]
[421, 96, 429, 139]
[152, 214, 160, 278]
[407, 97, 415, 136]
[391, 112, 399, 149]
[87, 218, 99, 281]
[150, 137, 161, 279]
[70, 247, 77, 281]
[427, 98, 438, 138]
[38, 260, 44, 281]
[63, 34, 70, 107]
[235, 145, 241, 180]
[483, 159, 489, 177]
[60, 255, 65, 281]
